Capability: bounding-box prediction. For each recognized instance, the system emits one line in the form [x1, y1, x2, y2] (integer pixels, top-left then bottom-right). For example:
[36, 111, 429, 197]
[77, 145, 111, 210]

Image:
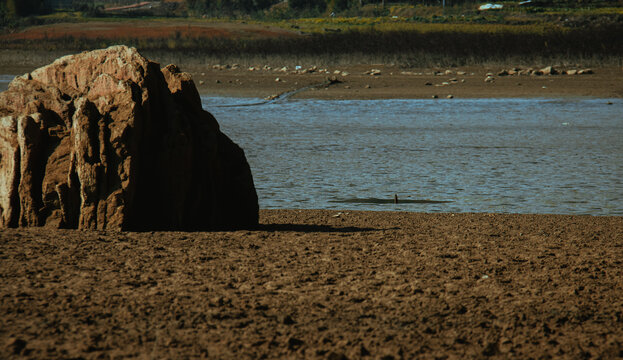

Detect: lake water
[2, 75, 621, 215]
[0, 74, 15, 90]
[203, 96, 623, 216]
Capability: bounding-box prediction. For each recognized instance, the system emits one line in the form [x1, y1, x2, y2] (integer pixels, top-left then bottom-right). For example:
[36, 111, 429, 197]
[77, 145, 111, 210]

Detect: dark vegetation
[1, 0, 622, 66]
[3, 23, 622, 67]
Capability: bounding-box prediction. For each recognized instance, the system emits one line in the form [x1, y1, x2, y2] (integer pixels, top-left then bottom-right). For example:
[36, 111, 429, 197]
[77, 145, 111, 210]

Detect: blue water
[2, 74, 621, 215]
[203, 96, 623, 215]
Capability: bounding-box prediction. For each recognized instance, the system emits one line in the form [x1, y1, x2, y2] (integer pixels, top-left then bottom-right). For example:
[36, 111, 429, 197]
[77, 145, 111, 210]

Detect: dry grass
[1, 19, 622, 68]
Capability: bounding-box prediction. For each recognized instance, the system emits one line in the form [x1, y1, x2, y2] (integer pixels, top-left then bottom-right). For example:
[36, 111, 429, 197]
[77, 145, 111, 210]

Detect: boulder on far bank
[0, 45, 258, 231]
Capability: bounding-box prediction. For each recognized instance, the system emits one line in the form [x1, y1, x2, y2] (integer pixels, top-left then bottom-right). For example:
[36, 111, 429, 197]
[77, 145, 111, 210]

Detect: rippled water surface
[203, 96, 623, 215]
[2, 74, 621, 215]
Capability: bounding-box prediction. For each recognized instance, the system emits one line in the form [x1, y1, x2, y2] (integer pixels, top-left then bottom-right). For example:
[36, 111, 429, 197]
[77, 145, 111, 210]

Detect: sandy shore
[2, 210, 622, 359]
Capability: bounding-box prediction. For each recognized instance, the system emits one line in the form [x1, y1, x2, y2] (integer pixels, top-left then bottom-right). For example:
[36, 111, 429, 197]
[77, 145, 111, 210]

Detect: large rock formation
[0, 46, 258, 230]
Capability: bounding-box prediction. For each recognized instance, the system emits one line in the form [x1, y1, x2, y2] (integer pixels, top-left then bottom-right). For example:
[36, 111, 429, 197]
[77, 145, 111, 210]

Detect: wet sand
[2, 210, 623, 359]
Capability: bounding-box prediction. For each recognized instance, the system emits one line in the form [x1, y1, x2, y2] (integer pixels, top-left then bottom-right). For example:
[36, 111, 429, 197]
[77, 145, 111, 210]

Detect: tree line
[1, 0, 46, 17]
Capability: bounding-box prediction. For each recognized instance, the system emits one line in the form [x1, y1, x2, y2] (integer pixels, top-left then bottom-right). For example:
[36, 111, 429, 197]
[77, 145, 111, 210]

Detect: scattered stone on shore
[540, 66, 558, 75]
[365, 84, 371, 88]
[578, 69, 593, 75]
[0, 46, 258, 230]
[432, 94, 438, 98]
[326, 76, 342, 85]
[341, 71, 350, 76]
[447, 94, 454, 99]
[365, 69, 382, 76]
[484, 76, 495, 83]
[492, 66, 591, 77]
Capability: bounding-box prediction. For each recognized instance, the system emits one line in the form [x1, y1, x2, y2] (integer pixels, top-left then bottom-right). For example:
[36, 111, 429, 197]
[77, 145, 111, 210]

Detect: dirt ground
[1, 19, 623, 99]
[2, 210, 623, 359]
[183, 64, 623, 100]
[2, 55, 623, 100]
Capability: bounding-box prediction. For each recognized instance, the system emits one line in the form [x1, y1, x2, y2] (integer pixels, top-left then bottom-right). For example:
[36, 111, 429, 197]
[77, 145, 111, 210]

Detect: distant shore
[184, 63, 623, 100]
[2, 51, 621, 99]
[1, 210, 622, 358]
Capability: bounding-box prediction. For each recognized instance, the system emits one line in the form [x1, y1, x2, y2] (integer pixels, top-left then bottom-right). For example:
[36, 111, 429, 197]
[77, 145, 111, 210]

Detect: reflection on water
[203, 96, 623, 215]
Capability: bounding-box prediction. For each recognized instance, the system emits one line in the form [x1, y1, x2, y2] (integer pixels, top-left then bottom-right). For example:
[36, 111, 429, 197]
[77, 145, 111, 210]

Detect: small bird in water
[394, 194, 398, 204]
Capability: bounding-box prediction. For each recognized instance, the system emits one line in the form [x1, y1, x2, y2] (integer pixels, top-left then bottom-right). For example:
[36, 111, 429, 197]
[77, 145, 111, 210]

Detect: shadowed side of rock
[0, 46, 258, 230]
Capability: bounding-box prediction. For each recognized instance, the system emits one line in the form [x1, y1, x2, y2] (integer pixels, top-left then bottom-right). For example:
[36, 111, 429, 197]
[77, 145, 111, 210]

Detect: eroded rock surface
[0, 46, 258, 230]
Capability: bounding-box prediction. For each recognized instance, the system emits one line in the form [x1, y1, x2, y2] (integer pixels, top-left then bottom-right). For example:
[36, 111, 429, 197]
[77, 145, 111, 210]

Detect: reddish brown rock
[0, 46, 258, 230]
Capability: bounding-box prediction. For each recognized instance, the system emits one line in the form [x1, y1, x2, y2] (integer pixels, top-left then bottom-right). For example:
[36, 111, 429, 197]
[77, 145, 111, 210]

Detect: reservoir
[204, 96, 623, 215]
[2, 76, 621, 215]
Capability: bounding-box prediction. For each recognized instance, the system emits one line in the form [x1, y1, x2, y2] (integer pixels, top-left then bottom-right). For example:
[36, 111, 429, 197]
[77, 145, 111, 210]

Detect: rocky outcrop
[0, 46, 258, 230]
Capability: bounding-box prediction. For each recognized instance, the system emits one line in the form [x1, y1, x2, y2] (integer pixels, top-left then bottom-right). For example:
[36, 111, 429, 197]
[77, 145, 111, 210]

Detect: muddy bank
[2, 53, 623, 99]
[1, 210, 622, 359]
[184, 64, 623, 100]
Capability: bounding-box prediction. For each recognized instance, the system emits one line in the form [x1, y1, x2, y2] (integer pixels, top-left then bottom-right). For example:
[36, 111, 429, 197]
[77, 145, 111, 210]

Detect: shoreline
[184, 64, 623, 100]
[2, 62, 622, 100]
[155, 63, 623, 100]
[2, 209, 622, 358]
